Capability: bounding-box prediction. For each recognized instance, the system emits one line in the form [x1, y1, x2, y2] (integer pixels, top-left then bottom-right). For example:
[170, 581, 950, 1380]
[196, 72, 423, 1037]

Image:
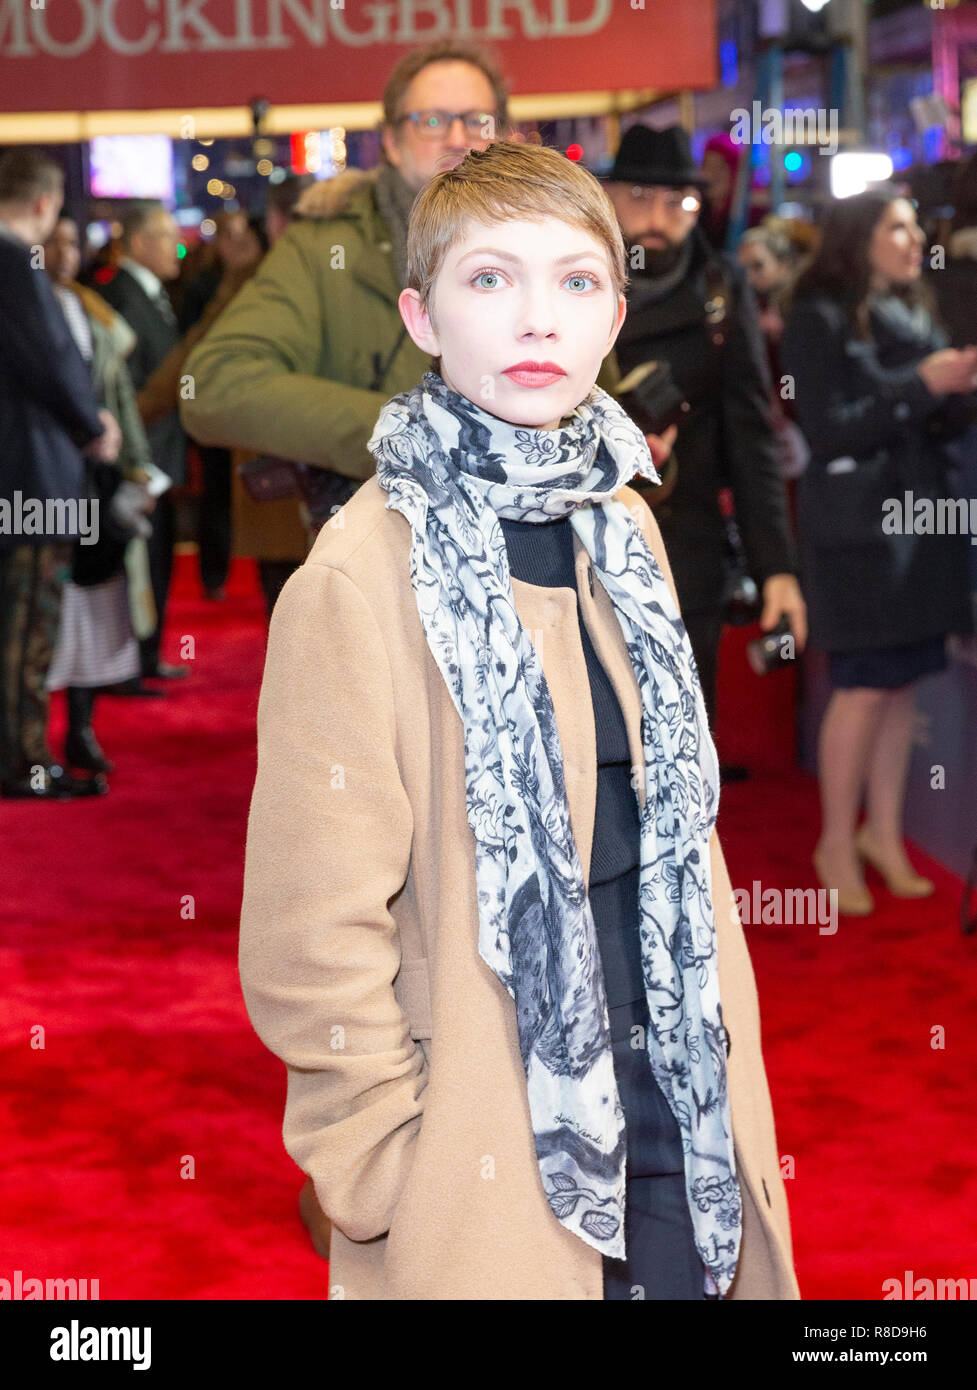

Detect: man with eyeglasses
[600, 125, 806, 758]
[181, 36, 507, 1256]
[182, 38, 507, 612]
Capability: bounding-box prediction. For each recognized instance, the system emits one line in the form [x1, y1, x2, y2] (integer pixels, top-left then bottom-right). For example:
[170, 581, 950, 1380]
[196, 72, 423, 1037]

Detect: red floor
[1, 554, 975, 1300]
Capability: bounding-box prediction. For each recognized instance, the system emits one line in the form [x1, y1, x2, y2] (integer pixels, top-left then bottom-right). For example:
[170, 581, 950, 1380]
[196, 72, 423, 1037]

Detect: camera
[746, 614, 795, 676]
[615, 359, 690, 438]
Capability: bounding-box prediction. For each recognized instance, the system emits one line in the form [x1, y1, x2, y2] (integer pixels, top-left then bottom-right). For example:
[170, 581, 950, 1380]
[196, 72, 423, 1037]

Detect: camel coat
[239, 476, 801, 1301]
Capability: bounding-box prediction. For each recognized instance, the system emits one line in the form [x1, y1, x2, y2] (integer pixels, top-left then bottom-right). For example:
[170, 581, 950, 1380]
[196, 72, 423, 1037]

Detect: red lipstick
[502, 361, 567, 389]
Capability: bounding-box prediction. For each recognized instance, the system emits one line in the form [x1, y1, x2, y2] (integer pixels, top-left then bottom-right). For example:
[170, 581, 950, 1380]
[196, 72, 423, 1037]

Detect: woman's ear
[398, 288, 441, 356]
[604, 293, 627, 356]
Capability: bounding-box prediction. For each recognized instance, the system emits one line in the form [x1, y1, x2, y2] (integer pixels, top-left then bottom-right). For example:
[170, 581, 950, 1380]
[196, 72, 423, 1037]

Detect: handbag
[238, 455, 300, 503]
[236, 326, 411, 510]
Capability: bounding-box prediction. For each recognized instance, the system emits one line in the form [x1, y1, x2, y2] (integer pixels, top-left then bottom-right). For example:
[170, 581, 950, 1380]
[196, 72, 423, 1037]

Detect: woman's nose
[516, 292, 559, 339]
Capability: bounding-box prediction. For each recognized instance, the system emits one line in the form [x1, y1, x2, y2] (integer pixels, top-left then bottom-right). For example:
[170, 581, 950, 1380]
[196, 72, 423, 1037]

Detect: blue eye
[473, 270, 503, 289]
[565, 272, 598, 292]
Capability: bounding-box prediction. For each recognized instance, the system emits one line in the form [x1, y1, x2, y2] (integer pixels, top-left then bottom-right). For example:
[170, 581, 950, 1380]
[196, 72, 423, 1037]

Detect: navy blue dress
[499, 512, 711, 1301]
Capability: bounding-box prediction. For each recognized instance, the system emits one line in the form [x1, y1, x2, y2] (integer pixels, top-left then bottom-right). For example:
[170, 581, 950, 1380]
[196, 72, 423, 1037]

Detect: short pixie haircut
[406, 140, 629, 309]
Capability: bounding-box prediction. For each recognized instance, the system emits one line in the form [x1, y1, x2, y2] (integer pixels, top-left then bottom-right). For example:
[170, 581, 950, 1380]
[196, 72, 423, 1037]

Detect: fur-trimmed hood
[292, 167, 378, 222]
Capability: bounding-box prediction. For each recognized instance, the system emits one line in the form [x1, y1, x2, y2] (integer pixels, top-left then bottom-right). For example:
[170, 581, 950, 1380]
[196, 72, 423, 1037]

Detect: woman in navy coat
[782, 186, 977, 916]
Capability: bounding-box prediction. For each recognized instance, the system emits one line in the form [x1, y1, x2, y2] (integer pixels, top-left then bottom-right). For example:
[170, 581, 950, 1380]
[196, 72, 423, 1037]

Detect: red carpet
[1, 554, 975, 1300]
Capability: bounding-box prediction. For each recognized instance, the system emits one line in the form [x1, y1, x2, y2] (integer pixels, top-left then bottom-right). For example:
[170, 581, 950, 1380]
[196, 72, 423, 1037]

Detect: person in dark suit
[176, 211, 266, 601]
[0, 147, 122, 799]
[99, 202, 188, 680]
[782, 185, 977, 916]
[600, 126, 806, 736]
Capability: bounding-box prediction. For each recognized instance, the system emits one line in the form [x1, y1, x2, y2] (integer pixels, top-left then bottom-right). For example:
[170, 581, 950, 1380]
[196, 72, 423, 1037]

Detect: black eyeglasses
[396, 109, 498, 140]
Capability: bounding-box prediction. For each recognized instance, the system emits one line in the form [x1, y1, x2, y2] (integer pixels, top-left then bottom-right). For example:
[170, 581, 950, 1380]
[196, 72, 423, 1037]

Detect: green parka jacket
[180, 170, 432, 481]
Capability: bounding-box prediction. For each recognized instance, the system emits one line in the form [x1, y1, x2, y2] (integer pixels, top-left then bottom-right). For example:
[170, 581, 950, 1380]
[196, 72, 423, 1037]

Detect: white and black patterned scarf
[368, 371, 742, 1295]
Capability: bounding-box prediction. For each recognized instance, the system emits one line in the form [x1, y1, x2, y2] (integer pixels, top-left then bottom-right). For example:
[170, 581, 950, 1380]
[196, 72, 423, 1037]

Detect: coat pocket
[800, 452, 897, 550]
[395, 958, 433, 1040]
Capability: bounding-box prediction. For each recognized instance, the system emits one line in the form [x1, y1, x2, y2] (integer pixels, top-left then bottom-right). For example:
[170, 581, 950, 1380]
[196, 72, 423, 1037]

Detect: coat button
[587, 565, 595, 596]
[894, 402, 911, 421]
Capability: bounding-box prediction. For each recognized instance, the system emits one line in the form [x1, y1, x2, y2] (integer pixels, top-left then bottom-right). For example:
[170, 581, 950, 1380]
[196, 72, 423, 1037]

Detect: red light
[290, 131, 311, 174]
[566, 143, 583, 162]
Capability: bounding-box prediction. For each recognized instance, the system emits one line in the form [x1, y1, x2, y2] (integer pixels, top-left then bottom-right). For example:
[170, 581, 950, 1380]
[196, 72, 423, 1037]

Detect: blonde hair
[406, 140, 628, 309]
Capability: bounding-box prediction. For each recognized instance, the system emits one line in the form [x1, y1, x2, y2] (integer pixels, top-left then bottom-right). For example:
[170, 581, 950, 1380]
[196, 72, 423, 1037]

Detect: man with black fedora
[599, 124, 806, 744]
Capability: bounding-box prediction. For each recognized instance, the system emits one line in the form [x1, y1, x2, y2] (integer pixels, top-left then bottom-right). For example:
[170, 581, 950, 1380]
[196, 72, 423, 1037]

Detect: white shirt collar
[119, 255, 163, 301]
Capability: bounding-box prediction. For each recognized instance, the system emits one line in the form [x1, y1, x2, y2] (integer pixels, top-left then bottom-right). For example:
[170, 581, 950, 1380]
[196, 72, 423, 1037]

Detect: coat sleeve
[0, 253, 103, 446]
[781, 297, 939, 462]
[720, 262, 797, 584]
[180, 229, 388, 476]
[238, 558, 426, 1243]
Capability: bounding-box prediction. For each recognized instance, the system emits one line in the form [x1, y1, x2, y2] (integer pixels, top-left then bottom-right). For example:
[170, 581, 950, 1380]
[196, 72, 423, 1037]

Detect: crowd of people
[3, 31, 976, 1293]
[2, 36, 974, 882]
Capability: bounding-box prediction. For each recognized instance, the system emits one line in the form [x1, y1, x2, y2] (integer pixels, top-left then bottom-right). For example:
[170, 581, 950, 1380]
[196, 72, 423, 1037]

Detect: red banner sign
[0, 0, 717, 113]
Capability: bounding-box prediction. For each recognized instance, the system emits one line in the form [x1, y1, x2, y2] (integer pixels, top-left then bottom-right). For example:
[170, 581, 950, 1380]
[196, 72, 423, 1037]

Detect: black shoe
[66, 688, 115, 774]
[63, 771, 110, 798]
[1, 771, 73, 800]
[0, 765, 108, 800]
[719, 763, 751, 784]
[143, 662, 189, 680]
[65, 729, 114, 775]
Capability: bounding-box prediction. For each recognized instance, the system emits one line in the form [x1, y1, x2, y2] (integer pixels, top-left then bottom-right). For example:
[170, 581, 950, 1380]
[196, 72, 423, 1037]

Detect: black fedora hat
[604, 124, 709, 189]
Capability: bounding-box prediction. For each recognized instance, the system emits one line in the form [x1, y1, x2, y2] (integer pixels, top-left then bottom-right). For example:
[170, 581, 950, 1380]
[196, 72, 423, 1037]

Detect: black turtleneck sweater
[498, 512, 685, 1181]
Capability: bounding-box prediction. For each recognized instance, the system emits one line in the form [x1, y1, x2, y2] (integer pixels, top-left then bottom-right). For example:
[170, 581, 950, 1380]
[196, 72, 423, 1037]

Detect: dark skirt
[601, 994, 709, 1301]
[828, 635, 948, 690]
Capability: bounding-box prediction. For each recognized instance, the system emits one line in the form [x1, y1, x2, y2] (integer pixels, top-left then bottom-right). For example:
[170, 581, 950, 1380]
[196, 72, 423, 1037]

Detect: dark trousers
[198, 445, 232, 593]
[600, 995, 709, 1300]
[602, 1173, 712, 1300]
[681, 607, 724, 730]
[140, 491, 175, 675]
[0, 542, 72, 783]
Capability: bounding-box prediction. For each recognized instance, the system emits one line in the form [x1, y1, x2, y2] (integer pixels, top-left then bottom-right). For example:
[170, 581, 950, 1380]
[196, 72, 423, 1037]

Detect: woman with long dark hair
[782, 186, 977, 915]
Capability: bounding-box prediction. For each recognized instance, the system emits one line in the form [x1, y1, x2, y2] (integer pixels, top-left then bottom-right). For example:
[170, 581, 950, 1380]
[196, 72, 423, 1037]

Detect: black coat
[0, 229, 104, 549]
[98, 266, 187, 486]
[928, 252, 977, 351]
[781, 293, 975, 653]
[613, 227, 796, 613]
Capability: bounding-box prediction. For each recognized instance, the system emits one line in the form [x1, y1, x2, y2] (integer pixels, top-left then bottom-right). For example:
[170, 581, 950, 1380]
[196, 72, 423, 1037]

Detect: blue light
[784, 152, 803, 172]
[924, 126, 945, 163]
[890, 147, 912, 172]
[720, 40, 738, 89]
